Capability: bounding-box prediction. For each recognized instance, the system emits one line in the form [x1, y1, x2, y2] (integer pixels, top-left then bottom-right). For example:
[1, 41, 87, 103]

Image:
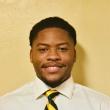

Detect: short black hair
[29, 17, 77, 47]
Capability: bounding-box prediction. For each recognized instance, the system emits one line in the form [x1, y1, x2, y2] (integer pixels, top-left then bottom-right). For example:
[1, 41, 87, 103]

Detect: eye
[58, 47, 68, 52]
[37, 48, 48, 53]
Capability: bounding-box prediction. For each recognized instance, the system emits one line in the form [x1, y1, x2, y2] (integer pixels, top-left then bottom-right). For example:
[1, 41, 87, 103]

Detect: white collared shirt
[0, 76, 110, 110]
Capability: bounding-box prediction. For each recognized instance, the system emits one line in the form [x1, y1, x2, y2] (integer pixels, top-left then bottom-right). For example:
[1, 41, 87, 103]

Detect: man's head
[29, 17, 77, 87]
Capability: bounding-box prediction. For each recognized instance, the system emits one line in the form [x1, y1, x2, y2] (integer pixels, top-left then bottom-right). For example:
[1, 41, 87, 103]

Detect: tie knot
[45, 89, 59, 100]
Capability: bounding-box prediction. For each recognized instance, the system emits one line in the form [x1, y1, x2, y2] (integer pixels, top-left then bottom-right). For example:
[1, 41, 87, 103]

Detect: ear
[30, 49, 33, 63]
[74, 48, 76, 62]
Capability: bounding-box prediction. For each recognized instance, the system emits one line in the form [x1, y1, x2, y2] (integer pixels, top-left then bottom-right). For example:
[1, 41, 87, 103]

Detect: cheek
[61, 52, 75, 65]
[63, 57, 73, 65]
[31, 52, 47, 66]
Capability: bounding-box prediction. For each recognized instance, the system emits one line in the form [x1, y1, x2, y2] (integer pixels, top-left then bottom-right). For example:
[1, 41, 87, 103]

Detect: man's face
[30, 27, 76, 87]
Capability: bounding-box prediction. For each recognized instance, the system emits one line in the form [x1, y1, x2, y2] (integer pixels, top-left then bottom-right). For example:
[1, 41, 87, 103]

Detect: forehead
[33, 27, 74, 45]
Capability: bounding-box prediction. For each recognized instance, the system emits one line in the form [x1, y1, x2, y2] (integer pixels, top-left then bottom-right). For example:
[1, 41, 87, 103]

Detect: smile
[44, 66, 61, 73]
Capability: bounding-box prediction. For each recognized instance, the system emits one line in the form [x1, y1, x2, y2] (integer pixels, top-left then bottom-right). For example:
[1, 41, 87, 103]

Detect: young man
[0, 17, 110, 110]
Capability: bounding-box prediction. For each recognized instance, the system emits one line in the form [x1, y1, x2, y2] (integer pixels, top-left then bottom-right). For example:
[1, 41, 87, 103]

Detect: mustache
[42, 62, 66, 68]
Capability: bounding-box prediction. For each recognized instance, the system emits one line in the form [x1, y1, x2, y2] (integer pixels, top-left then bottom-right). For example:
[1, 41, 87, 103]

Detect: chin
[45, 81, 62, 87]
[42, 77, 65, 88]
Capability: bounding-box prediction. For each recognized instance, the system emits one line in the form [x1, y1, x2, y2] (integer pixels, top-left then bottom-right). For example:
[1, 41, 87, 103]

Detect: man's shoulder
[74, 83, 110, 103]
[0, 78, 39, 110]
[0, 79, 36, 104]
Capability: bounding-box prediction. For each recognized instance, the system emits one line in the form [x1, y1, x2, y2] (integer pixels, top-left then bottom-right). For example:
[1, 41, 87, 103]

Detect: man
[0, 17, 110, 110]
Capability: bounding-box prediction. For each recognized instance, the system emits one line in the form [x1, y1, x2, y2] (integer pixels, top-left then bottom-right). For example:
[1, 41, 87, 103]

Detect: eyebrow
[36, 42, 70, 47]
[36, 43, 49, 47]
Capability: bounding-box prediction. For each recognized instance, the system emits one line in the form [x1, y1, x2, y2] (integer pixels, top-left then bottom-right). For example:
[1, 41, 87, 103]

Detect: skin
[30, 27, 76, 87]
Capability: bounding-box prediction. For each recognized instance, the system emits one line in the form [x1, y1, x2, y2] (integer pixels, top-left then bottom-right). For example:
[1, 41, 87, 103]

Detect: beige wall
[0, 0, 110, 96]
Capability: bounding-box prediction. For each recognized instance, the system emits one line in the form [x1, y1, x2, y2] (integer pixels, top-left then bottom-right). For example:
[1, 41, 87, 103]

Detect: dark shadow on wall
[72, 43, 87, 85]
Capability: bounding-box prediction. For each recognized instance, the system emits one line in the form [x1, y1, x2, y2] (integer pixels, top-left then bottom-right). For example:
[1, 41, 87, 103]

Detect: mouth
[42, 63, 65, 73]
[44, 66, 61, 73]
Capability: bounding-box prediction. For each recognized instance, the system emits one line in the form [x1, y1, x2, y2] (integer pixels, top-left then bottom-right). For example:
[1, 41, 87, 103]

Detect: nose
[47, 49, 61, 61]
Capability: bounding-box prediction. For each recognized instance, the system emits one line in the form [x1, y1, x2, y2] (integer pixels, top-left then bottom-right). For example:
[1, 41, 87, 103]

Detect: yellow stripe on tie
[45, 90, 57, 96]
[47, 103, 56, 110]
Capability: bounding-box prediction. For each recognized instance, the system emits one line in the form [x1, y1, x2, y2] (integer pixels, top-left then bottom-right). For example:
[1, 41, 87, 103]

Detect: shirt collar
[54, 76, 74, 99]
[34, 76, 75, 99]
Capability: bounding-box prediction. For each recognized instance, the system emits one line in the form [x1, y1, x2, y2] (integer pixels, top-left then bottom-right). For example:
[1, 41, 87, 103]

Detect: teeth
[46, 67, 60, 73]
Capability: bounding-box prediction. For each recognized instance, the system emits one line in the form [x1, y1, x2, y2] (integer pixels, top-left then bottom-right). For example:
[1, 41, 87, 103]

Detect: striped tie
[45, 89, 59, 110]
